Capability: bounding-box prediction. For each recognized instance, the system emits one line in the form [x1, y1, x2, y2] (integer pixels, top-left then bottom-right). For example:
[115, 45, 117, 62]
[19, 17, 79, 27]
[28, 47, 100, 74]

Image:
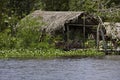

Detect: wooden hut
[20, 11, 100, 50]
[30, 11, 99, 50]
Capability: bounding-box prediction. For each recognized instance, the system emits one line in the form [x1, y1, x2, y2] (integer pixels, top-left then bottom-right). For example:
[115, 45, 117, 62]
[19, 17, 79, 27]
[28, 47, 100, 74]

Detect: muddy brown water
[0, 56, 120, 80]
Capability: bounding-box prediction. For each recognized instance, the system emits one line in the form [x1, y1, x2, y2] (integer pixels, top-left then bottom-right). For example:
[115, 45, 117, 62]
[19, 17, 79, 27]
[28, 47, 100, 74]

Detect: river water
[0, 56, 120, 80]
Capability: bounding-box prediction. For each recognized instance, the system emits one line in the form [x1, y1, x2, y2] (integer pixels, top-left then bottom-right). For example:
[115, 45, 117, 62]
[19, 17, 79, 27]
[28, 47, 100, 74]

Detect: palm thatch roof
[30, 10, 98, 33]
[104, 22, 120, 39]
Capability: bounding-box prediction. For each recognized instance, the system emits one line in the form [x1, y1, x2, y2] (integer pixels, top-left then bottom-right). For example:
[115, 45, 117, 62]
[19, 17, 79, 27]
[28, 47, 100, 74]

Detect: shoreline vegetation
[0, 15, 105, 60]
[0, 0, 120, 60]
[0, 49, 105, 59]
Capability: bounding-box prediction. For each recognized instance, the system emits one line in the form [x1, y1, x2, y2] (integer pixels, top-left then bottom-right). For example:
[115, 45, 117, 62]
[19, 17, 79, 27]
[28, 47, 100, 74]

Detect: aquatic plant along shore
[0, 49, 105, 59]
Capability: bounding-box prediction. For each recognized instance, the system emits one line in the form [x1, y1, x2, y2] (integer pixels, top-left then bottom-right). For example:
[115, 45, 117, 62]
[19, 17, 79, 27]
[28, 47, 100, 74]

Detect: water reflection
[0, 57, 120, 80]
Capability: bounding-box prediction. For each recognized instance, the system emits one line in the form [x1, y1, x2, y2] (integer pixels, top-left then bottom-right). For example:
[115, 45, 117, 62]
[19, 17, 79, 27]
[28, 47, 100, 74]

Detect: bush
[85, 40, 96, 48]
[16, 15, 54, 49]
[0, 15, 62, 49]
[0, 29, 17, 49]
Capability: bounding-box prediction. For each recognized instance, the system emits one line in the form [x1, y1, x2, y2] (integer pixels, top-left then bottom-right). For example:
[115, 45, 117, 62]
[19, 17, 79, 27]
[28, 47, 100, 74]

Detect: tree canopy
[0, 0, 120, 32]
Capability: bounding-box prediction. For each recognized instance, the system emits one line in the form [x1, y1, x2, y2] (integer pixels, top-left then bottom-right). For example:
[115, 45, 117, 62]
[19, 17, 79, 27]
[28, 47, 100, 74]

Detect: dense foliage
[0, 0, 120, 50]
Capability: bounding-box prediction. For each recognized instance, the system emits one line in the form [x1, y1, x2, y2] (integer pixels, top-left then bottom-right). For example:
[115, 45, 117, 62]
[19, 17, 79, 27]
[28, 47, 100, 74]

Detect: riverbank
[0, 49, 105, 59]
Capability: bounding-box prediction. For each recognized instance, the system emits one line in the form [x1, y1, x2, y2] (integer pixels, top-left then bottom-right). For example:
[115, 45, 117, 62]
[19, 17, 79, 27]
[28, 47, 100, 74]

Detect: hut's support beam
[66, 24, 70, 50]
[83, 15, 86, 49]
[63, 28, 67, 42]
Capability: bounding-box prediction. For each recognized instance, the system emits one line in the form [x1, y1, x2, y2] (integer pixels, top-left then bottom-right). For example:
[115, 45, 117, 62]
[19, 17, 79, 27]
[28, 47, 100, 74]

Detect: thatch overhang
[31, 10, 99, 34]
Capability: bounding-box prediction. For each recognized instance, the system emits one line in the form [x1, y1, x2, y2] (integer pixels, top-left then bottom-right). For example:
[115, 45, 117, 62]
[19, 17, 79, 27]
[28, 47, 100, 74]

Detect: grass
[0, 48, 105, 59]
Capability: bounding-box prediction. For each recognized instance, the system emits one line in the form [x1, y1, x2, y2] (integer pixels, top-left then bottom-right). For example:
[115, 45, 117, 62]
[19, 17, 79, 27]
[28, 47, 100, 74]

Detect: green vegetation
[0, 49, 104, 59]
[0, 15, 44, 49]
[0, 0, 120, 59]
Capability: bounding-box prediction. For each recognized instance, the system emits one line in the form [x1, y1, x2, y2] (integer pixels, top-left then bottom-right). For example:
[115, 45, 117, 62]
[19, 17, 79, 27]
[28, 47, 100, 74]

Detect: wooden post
[97, 16, 105, 50]
[83, 15, 86, 49]
[100, 27, 107, 52]
[98, 16, 107, 51]
[97, 24, 100, 50]
[66, 24, 70, 49]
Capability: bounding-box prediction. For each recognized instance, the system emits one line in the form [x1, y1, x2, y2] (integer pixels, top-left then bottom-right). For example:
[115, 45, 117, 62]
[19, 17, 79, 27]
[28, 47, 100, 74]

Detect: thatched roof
[104, 22, 120, 39]
[30, 10, 98, 33]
